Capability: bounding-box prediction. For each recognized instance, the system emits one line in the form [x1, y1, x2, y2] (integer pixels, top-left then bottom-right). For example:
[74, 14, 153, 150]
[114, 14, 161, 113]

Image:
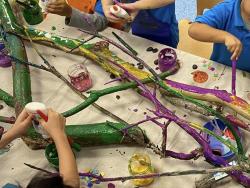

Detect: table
[0, 14, 249, 188]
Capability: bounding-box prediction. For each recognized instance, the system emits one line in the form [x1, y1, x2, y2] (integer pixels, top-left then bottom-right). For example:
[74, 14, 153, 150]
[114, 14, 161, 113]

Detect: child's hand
[102, 4, 124, 23]
[12, 109, 33, 137]
[39, 109, 66, 140]
[117, 2, 139, 22]
[224, 33, 242, 61]
[46, 0, 72, 17]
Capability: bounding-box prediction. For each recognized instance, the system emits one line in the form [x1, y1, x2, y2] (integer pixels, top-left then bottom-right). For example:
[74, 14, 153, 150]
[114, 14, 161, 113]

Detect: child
[0, 109, 79, 188]
[188, 0, 250, 72]
[101, 0, 179, 47]
[46, 0, 108, 31]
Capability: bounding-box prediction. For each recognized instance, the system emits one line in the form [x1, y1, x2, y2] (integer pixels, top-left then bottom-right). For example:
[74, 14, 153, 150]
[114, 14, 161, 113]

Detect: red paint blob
[192, 71, 209, 83]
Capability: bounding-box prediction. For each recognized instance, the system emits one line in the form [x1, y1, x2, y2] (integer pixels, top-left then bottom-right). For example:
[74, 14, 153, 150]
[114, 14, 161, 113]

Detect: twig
[162, 120, 171, 157]
[24, 162, 241, 183]
[0, 116, 15, 124]
[79, 165, 241, 183]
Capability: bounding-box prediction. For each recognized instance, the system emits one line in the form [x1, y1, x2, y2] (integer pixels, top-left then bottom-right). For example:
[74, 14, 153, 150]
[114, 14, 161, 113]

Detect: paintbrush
[232, 60, 237, 96]
[112, 31, 138, 56]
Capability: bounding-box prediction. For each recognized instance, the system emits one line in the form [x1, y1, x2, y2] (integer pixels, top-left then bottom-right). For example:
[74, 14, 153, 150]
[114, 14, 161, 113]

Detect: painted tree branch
[0, 89, 14, 107]
[0, 116, 15, 124]
[62, 67, 178, 117]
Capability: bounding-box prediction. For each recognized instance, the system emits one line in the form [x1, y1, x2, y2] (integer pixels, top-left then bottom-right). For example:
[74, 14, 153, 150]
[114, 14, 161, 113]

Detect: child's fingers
[17, 109, 29, 122]
[22, 114, 34, 126]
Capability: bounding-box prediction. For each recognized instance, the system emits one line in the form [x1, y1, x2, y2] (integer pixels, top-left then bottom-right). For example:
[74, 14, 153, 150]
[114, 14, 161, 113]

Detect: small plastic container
[25, 102, 49, 139]
[158, 48, 177, 72]
[203, 119, 241, 161]
[68, 64, 92, 92]
[128, 153, 155, 186]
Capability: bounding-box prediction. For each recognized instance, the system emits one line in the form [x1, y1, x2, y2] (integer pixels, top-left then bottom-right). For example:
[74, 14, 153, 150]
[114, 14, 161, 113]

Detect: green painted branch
[0, 89, 14, 107]
[0, 0, 44, 149]
[62, 68, 177, 117]
[66, 121, 147, 146]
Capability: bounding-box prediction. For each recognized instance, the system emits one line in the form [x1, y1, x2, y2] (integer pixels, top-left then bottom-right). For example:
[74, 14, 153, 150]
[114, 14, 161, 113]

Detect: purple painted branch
[78, 165, 241, 183]
[232, 61, 237, 96]
[150, 117, 165, 128]
[92, 45, 250, 186]
[165, 149, 202, 160]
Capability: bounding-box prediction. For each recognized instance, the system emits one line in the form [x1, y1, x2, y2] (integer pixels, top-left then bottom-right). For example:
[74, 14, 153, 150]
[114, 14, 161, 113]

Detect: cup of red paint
[67, 64, 92, 92]
[158, 48, 177, 73]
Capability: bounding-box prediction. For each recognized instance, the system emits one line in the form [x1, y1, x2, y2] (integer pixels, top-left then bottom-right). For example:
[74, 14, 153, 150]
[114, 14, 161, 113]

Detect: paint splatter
[51, 26, 56, 31]
[152, 48, 158, 53]
[116, 95, 120, 100]
[192, 71, 209, 83]
[154, 59, 158, 65]
[138, 64, 144, 70]
[146, 47, 153, 52]
[110, 73, 116, 79]
[213, 73, 219, 78]
[192, 64, 198, 70]
[108, 183, 116, 188]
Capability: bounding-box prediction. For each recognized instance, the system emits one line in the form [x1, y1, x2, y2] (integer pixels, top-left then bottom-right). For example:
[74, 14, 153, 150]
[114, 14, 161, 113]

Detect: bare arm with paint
[102, 0, 175, 22]
[188, 23, 242, 61]
[40, 109, 80, 188]
[0, 109, 33, 149]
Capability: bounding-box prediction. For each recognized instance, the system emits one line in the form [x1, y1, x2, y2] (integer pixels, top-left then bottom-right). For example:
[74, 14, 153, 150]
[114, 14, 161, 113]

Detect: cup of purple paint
[158, 48, 177, 73]
[67, 63, 92, 92]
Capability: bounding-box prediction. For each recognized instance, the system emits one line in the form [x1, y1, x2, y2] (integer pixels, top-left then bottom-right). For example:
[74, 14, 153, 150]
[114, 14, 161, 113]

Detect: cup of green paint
[22, 0, 44, 25]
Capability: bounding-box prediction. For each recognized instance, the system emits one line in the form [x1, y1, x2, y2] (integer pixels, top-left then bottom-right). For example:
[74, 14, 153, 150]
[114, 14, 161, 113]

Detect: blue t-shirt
[94, 0, 104, 15]
[195, 0, 250, 72]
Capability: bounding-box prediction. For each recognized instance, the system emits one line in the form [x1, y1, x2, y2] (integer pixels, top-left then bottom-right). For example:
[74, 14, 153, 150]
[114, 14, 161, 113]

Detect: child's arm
[102, 0, 174, 22]
[46, 0, 108, 31]
[40, 109, 79, 188]
[189, 23, 242, 61]
[0, 109, 33, 149]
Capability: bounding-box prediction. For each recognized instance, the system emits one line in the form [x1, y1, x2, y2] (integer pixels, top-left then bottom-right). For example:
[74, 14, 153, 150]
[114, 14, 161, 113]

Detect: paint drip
[128, 153, 154, 186]
[68, 64, 92, 92]
[158, 48, 177, 72]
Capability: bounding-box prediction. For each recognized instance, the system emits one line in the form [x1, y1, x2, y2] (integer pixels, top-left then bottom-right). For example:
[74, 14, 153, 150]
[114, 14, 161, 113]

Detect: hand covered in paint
[223, 33, 242, 61]
[46, 0, 72, 17]
[39, 109, 66, 140]
[12, 109, 33, 137]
